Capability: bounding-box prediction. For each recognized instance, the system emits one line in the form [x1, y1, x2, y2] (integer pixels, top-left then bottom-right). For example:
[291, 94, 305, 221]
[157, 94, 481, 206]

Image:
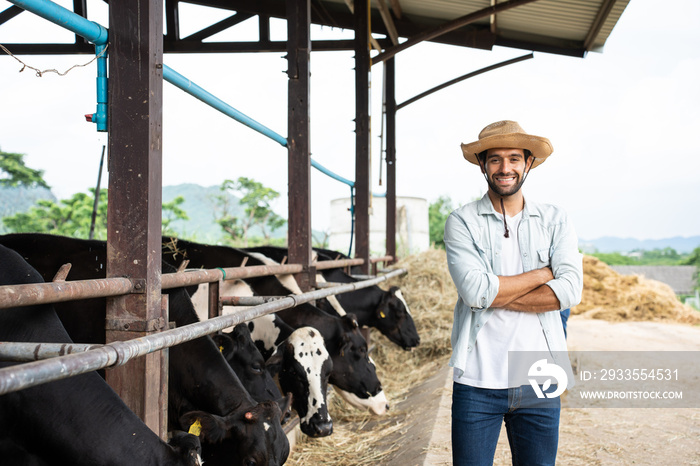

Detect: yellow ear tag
[380, 311, 386, 319]
[219, 345, 224, 353]
[188, 419, 202, 436]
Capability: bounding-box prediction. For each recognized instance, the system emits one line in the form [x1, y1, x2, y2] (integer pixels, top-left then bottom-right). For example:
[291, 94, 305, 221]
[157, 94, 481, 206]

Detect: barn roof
[312, 0, 632, 57]
[611, 266, 698, 296]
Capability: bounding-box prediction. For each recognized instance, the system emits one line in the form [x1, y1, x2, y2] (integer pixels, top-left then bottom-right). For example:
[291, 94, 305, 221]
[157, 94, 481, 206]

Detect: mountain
[579, 236, 700, 254]
[0, 185, 56, 234]
[162, 183, 287, 243]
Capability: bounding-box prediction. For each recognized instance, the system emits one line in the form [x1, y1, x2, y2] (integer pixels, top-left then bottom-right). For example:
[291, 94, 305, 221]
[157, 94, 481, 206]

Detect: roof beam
[583, 0, 617, 51]
[376, 0, 399, 45]
[388, 0, 402, 19]
[181, 12, 253, 42]
[372, 0, 540, 65]
[343, 0, 383, 51]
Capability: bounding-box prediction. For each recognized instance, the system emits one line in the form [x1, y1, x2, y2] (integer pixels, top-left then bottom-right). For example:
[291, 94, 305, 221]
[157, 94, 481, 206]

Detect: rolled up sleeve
[444, 212, 499, 310]
[545, 212, 583, 310]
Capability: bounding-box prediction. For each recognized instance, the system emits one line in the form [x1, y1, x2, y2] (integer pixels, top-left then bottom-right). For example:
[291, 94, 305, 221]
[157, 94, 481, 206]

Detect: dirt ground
[494, 317, 700, 466]
[380, 317, 700, 466]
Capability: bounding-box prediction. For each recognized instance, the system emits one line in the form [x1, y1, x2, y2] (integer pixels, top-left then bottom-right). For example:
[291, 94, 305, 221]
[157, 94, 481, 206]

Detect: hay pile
[573, 255, 700, 324]
[286, 249, 700, 465]
[286, 248, 455, 465]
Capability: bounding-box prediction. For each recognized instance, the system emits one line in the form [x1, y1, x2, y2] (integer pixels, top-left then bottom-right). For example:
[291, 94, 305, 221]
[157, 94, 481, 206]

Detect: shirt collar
[476, 193, 540, 218]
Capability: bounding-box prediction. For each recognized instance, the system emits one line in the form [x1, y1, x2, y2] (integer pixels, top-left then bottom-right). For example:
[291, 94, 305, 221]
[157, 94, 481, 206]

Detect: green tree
[162, 195, 189, 236]
[681, 246, 700, 290]
[2, 189, 189, 240]
[214, 177, 286, 246]
[0, 149, 50, 189]
[429, 195, 454, 249]
[3, 188, 108, 239]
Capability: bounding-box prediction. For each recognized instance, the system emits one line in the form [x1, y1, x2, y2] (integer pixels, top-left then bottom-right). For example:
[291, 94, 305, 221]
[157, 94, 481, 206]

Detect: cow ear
[276, 393, 293, 422]
[211, 334, 234, 361]
[168, 430, 202, 463]
[341, 314, 359, 331]
[265, 346, 285, 377]
[180, 411, 229, 444]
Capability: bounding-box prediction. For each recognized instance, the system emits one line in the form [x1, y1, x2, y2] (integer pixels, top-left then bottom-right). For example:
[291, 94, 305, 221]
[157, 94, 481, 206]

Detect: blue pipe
[310, 159, 354, 187]
[8, 0, 107, 45]
[91, 44, 108, 132]
[10, 0, 371, 191]
[163, 65, 288, 147]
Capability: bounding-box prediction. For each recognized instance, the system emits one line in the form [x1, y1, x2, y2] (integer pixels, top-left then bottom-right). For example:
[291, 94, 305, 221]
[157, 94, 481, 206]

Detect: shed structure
[1, 0, 631, 436]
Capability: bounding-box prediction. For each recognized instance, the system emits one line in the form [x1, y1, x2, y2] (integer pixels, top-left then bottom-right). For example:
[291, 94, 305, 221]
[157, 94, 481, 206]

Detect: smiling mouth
[494, 175, 517, 184]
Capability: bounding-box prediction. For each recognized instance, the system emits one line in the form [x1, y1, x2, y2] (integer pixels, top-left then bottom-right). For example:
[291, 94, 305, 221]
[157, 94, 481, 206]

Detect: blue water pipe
[9, 0, 108, 131]
[9, 0, 383, 195]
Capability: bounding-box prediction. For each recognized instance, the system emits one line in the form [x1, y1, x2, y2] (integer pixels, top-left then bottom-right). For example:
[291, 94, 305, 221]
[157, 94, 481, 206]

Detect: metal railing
[0, 258, 405, 396]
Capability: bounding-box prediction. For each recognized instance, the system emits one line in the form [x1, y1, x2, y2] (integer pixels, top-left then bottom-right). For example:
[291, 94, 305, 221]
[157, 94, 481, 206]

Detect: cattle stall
[1, 0, 631, 460]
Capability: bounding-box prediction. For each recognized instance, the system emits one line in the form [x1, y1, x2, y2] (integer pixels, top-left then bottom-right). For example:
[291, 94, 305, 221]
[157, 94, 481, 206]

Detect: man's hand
[491, 267, 559, 312]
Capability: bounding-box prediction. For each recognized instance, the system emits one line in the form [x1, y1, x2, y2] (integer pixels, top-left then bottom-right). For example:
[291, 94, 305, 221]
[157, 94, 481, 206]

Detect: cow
[245, 246, 420, 350]
[0, 244, 203, 466]
[211, 323, 284, 404]
[0, 233, 290, 466]
[162, 237, 388, 415]
[220, 319, 335, 438]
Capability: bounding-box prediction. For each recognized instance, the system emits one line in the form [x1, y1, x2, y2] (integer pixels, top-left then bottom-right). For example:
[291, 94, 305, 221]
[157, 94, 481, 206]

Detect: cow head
[375, 286, 420, 350]
[267, 327, 334, 438]
[167, 431, 204, 466]
[212, 325, 283, 404]
[180, 400, 289, 466]
[327, 315, 385, 409]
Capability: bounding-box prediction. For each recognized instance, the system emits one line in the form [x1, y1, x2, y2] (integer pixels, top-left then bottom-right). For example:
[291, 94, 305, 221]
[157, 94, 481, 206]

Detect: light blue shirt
[444, 194, 583, 378]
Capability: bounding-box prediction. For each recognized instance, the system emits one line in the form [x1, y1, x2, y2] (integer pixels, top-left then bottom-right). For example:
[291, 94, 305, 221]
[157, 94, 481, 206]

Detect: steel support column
[106, 0, 165, 437]
[286, 0, 315, 291]
[354, 0, 371, 274]
[385, 57, 397, 263]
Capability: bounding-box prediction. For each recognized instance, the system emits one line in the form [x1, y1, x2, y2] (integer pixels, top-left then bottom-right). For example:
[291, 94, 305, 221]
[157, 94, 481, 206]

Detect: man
[444, 120, 583, 465]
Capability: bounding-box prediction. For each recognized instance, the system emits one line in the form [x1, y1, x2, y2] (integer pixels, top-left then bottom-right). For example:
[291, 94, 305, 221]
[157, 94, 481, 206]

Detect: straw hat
[460, 120, 553, 169]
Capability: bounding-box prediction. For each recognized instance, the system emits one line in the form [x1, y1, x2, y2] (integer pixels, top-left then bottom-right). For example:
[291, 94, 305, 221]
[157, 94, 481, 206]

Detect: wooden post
[354, 0, 371, 274]
[385, 57, 397, 264]
[286, 0, 315, 291]
[106, 0, 165, 436]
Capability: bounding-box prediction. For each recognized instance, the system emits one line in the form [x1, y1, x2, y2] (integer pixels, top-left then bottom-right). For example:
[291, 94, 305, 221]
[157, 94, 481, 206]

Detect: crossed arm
[491, 267, 562, 313]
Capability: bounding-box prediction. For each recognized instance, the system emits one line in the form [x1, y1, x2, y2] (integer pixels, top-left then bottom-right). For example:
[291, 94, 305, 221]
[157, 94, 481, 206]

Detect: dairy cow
[211, 323, 284, 404]
[0, 244, 203, 466]
[245, 246, 420, 350]
[0, 234, 289, 466]
[163, 237, 387, 414]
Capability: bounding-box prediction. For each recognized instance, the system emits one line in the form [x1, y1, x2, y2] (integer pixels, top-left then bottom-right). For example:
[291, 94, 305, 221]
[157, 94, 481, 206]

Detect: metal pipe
[0, 268, 407, 395]
[397, 53, 534, 110]
[0, 277, 134, 310]
[220, 296, 286, 306]
[313, 258, 364, 271]
[0, 342, 103, 362]
[8, 0, 108, 45]
[161, 263, 304, 289]
[162, 65, 288, 147]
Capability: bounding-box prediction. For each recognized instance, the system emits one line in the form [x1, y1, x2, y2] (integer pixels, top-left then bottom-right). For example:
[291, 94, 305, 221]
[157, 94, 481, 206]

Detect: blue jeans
[560, 309, 571, 339]
[452, 382, 560, 466]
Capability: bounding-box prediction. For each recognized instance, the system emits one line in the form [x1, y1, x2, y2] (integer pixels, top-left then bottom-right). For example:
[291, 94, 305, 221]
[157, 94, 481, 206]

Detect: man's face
[481, 148, 532, 197]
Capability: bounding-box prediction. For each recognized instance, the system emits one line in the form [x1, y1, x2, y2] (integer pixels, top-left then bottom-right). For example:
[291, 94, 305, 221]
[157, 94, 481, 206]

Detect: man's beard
[487, 172, 526, 197]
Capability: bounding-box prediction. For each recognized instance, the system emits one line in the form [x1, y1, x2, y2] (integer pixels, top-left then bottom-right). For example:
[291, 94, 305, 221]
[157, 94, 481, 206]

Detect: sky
[1, 0, 699, 242]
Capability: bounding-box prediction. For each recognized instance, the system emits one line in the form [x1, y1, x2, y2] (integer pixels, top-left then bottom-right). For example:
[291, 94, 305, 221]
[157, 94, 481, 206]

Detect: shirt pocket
[537, 248, 551, 267]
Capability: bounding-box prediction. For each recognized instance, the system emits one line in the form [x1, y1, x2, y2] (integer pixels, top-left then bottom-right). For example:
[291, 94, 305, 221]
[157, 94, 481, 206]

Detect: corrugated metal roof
[324, 0, 630, 56]
[611, 266, 698, 296]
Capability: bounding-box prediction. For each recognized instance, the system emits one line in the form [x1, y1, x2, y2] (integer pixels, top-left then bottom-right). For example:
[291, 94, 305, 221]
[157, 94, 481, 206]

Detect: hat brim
[461, 133, 553, 169]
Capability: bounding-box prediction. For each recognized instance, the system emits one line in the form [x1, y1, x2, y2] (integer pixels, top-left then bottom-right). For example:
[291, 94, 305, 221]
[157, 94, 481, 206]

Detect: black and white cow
[245, 246, 420, 350]
[211, 323, 284, 404]
[163, 237, 388, 415]
[0, 234, 290, 466]
[0, 244, 203, 466]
